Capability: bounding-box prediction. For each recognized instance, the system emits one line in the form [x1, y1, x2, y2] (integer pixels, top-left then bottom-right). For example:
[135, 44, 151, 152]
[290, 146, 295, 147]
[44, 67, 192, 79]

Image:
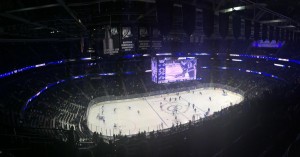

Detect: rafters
[0, 13, 76, 37]
[56, 0, 87, 32]
[0, 0, 299, 39]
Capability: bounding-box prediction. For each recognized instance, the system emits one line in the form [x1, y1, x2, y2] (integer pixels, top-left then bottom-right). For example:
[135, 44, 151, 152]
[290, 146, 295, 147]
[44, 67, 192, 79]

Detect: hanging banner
[103, 26, 120, 55]
[121, 26, 135, 52]
[80, 37, 84, 53]
[151, 27, 162, 52]
[138, 27, 151, 53]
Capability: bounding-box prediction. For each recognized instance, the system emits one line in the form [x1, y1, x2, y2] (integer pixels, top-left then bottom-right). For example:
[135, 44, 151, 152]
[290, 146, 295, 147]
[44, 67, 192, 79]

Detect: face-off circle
[167, 105, 183, 111]
[161, 101, 189, 114]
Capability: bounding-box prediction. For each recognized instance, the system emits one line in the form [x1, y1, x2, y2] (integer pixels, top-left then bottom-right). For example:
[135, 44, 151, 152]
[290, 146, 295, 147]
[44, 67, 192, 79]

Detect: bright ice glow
[87, 88, 244, 136]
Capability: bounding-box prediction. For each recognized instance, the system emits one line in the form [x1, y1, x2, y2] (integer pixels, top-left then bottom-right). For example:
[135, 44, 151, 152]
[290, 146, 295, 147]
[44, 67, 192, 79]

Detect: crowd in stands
[1, 41, 300, 156]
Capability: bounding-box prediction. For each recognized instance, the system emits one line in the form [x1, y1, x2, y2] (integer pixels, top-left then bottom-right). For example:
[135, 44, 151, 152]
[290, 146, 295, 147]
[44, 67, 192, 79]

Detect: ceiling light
[260, 19, 288, 24]
[278, 25, 295, 28]
[219, 6, 246, 13]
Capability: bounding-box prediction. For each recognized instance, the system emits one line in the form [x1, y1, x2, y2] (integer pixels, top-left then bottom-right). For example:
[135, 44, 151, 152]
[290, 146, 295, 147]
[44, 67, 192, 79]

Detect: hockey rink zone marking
[87, 88, 244, 136]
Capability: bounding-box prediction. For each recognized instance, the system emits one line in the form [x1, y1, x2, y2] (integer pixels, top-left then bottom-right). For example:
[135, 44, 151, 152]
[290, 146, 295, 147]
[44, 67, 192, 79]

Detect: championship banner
[151, 27, 162, 52]
[121, 26, 135, 53]
[138, 27, 151, 53]
[103, 26, 120, 55]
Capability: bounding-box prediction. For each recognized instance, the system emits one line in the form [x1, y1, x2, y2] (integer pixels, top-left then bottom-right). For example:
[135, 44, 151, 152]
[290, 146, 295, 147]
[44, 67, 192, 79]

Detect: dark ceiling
[0, 0, 299, 40]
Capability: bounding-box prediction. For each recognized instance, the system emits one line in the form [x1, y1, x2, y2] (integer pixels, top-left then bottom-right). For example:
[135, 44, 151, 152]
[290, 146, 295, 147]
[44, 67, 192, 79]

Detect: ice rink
[87, 88, 244, 136]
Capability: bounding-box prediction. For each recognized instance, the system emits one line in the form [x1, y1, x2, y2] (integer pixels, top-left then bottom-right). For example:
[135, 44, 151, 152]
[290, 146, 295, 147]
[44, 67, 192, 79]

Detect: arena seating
[1, 43, 300, 156]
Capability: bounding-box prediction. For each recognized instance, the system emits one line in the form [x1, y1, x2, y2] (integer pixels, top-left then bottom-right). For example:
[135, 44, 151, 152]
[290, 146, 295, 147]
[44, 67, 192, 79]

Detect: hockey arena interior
[1, 0, 300, 157]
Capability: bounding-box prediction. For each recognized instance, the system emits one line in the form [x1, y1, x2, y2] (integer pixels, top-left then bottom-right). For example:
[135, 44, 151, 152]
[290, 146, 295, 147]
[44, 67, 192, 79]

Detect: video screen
[252, 40, 285, 48]
[154, 57, 197, 83]
[151, 57, 157, 83]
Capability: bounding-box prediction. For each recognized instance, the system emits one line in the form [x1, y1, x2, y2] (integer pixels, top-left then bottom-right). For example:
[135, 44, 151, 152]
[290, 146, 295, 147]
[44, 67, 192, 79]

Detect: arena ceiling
[0, 0, 299, 40]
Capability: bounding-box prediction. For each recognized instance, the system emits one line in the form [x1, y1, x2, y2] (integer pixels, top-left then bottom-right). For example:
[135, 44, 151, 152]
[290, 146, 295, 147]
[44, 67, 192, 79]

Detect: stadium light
[156, 53, 172, 56]
[219, 6, 246, 13]
[278, 58, 289, 62]
[35, 63, 46, 67]
[192, 53, 210, 56]
[80, 57, 92, 60]
[229, 54, 240, 57]
[274, 63, 285, 67]
[218, 3, 266, 13]
[232, 59, 243, 62]
[260, 19, 288, 24]
[278, 25, 296, 28]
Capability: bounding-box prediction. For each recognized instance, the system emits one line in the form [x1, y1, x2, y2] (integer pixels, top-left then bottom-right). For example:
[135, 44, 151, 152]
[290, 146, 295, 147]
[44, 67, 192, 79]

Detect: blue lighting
[2, 53, 300, 80]
[123, 54, 142, 59]
[219, 67, 228, 69]
[156, 53, 172, 56]
[232, 59, 243, 62]
[99, 73, 116, 76]
[22, 75, 85, 111]
[80, 57, 92, 61]
[0, 60, 65, 79]
[124, 71, 135, 75]
[252, 40, 284, 48]
[229, 54, 240, 57]
[192, 53, 210, 56]
[72, 75, 85, 79]
[174, 52, 185, 56]
[23, 65, 284, 112]
[143, 54, 150, 57]
[274, 63, 285, 67]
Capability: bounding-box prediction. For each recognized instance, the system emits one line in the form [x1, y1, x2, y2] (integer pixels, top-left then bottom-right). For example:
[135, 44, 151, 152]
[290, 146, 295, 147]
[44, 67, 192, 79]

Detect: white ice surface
[87, 88, 244, 136]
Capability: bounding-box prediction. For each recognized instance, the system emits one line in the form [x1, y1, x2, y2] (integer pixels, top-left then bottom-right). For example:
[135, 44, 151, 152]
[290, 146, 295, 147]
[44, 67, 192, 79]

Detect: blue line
[144, 98, 168, 127]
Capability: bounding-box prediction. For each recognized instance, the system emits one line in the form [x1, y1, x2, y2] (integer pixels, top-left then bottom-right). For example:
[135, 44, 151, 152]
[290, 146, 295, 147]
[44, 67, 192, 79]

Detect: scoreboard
[152, 57, 197, 84]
